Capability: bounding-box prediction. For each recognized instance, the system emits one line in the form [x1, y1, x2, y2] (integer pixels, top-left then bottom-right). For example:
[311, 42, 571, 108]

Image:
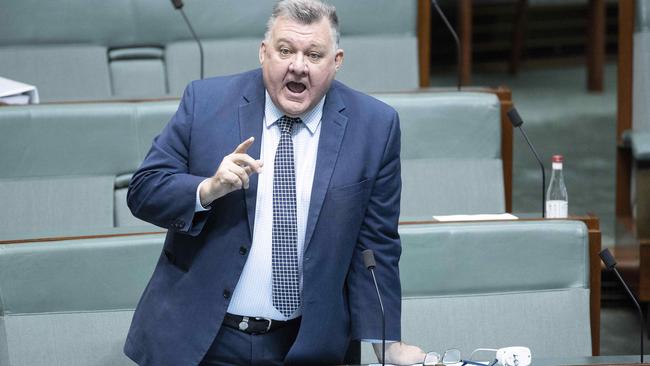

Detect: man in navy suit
[124, 0, 425, 364]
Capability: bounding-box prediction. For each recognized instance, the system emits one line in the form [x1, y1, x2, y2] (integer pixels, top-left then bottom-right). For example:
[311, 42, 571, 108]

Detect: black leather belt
[223, 313, 300, 335]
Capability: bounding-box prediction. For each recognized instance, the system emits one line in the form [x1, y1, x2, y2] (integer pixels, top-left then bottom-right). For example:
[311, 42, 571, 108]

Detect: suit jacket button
[239, 246, 248, 255]
[223, 290, 231, 299]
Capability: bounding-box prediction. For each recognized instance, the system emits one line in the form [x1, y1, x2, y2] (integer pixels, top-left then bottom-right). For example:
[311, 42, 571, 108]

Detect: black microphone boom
[362, 249, 385, 366]
[432, 0, 461, 91]
[600, 248, 644, 363]
[507, 108, 546, 218]
[170, 0, 205, 80]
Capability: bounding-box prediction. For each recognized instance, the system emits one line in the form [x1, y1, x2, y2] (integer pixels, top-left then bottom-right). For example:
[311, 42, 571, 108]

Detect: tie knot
[277, 116, 302, 134]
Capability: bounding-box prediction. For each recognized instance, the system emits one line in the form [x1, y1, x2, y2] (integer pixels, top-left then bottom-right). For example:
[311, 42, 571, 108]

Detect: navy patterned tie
[272, 116, 301, 317]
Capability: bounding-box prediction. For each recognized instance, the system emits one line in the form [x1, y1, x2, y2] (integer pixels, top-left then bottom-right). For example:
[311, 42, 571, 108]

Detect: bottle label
[546, 200, 568, 218]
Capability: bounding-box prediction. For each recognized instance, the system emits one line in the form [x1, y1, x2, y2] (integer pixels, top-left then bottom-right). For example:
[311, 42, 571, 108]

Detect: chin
[280, 101, 309, 117]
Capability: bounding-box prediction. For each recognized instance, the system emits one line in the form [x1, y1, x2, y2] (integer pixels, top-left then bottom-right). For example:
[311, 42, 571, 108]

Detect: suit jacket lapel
[238, 71, 265, 238]
[304, 85, 347, 250]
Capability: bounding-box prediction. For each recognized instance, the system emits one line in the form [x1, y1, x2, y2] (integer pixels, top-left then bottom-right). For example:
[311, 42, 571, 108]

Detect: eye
[308, 52, 322, 62]
[279, 47, 291, 56]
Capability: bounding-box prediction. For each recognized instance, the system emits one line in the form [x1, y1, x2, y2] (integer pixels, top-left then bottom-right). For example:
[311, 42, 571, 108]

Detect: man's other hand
[373, 341, 427, 365]
[200, 137, 263, 206]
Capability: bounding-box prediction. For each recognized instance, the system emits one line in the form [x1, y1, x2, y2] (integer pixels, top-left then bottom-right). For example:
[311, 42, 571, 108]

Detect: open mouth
[286, 81, 306, 94]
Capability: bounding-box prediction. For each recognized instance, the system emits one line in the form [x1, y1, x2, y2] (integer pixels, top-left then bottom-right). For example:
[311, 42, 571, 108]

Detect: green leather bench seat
[0, 45, 112, 101]
[0, 220, 589, 365]
[165, 39, 263, 96]
[378, 92, 504, 216]
[0, 102, 177, 235]
[0, 0, 419, 102]
[0, 233, 164, 366]
[157, 0, 420, 96]
[0, 90, 503, 235]
[0, 176, 115, 234]
[109, 47, 167, 98]
[0, 90, 504, 235]
[360, 220, 591, 362]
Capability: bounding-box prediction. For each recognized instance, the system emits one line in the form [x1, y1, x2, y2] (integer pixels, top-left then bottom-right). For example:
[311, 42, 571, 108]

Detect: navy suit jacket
[124, 69, 402, 365]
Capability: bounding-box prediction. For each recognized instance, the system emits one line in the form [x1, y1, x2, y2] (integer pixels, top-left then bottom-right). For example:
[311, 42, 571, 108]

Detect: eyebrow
[275, 38, 327, 51]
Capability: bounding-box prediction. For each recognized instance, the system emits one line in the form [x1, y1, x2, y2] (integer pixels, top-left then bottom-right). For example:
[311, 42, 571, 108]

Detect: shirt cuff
[195, 178, 212, 212]
[362, 339, 398, 343]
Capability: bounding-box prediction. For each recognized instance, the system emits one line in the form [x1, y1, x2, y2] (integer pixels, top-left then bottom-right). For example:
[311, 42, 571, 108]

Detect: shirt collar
[264, 91, 324, 134]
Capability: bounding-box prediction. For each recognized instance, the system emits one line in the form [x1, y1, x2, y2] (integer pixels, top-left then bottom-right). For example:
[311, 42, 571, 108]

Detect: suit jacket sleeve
[127, 82, 210, 236]
[347, 109, 402, 341]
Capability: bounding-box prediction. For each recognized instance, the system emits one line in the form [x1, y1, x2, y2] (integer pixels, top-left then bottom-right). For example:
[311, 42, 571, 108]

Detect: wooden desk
[0, 226, 165, 245]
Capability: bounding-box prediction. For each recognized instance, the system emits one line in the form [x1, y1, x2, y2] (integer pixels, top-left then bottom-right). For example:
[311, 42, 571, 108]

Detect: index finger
[234, 137, 255, 154]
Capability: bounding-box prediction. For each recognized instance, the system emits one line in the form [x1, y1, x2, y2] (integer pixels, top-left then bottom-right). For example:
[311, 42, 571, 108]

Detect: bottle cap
[552, 155, 563, 163]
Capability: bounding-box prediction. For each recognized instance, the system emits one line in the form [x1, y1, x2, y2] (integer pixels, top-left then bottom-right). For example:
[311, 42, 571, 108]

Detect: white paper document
[432, 213, 519, 222]
[0, 76, 39, 105]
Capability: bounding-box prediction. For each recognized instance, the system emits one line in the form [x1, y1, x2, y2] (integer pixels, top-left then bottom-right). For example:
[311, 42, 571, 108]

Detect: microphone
[431, 0, 461, 91]
[600, 248, 644, 363]
[507, 108, 546, 217]
[363, 249, 385, 366]
[170, 0, 205, 80]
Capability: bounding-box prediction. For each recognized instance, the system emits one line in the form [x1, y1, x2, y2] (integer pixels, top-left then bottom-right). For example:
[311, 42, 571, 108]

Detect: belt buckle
[255, 317, 273, 333]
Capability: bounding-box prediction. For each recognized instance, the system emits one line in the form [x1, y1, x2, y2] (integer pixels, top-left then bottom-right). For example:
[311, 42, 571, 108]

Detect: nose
[288, 53, 308, 75]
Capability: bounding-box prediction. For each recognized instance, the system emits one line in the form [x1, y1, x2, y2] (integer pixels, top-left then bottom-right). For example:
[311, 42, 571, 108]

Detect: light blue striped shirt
[196, 92, 324, 320]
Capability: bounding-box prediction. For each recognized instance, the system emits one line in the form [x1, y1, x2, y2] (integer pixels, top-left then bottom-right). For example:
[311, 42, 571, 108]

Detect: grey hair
[264, 0, 340, 49]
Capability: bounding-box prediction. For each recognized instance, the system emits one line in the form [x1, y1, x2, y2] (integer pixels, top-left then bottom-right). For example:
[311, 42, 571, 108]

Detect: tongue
[287, 82, 306, 94]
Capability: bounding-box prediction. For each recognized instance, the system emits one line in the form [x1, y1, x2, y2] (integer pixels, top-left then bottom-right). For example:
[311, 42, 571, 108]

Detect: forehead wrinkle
[274, 36, 328, 50]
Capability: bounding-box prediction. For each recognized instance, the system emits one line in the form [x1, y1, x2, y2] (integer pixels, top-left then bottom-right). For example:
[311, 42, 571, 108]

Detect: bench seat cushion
[0, 45, 112, 102]
[0, 176, 114, 235]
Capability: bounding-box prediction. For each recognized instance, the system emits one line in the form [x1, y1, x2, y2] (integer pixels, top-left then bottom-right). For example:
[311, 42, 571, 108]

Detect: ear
[259, 41, 266, 65]
[334, 49, 344, 71]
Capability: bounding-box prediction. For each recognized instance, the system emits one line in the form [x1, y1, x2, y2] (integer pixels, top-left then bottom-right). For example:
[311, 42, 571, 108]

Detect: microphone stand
[517, 125, 546, 217]
[432, 0, 461, 91]
[370, 267, 386, 366]
[600, 249, 644, 363]
[507, 108, 546, 218]
[171, 0, 205, 80]
[363, 249, 386, 366]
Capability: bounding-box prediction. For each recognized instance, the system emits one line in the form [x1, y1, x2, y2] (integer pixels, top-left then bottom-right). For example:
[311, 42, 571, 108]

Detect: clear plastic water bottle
[545, 155, 568, 218]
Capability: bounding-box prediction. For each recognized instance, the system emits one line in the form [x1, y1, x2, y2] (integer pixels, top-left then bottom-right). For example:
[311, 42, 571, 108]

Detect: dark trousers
[199, 320, 300, 366]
